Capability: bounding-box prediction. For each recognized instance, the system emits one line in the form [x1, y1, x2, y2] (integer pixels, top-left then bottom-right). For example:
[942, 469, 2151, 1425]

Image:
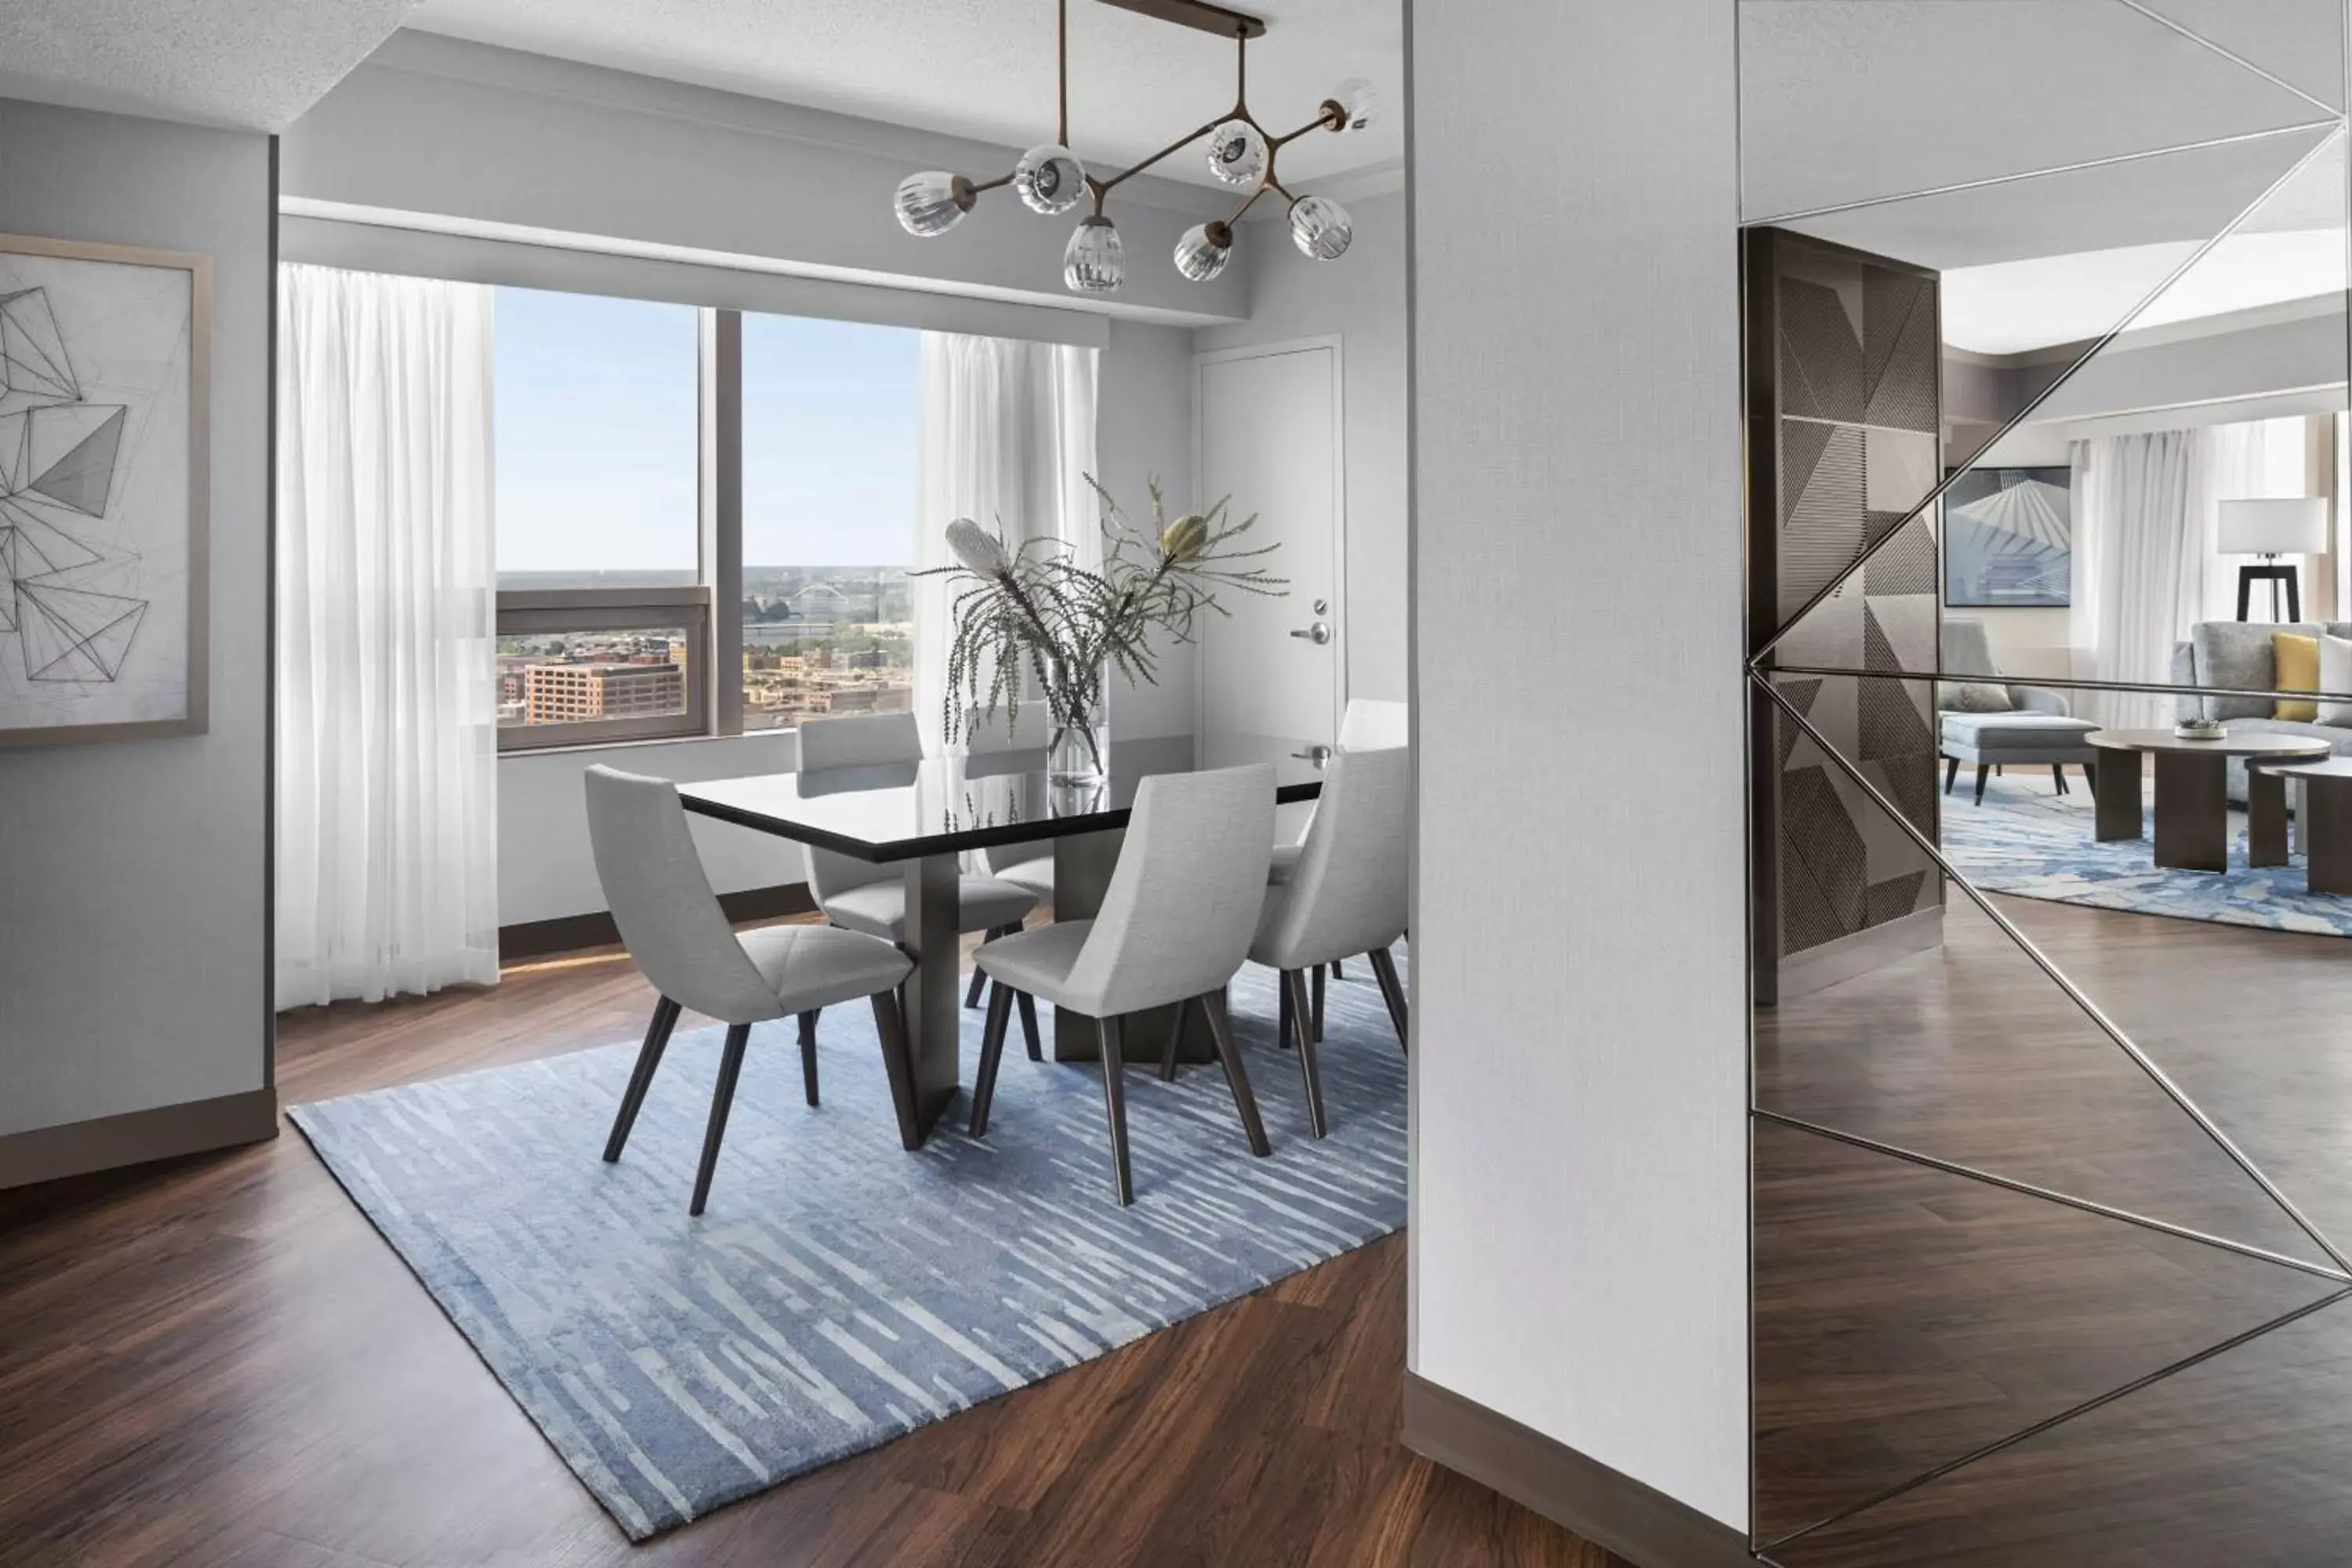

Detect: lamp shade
[2219, 497, 2328, 555]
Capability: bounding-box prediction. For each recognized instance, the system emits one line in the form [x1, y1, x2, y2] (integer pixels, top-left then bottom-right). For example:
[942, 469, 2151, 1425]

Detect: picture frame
[0, 231, 209, 746]
[1942, 464, 2072, 610]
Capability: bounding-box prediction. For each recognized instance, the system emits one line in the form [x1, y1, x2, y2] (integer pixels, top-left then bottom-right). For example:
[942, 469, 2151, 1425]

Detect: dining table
[677, 730, 1329, 1145]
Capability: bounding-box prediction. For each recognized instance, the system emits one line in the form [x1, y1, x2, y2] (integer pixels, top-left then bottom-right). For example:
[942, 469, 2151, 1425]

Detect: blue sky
[492, 287, 919, 575]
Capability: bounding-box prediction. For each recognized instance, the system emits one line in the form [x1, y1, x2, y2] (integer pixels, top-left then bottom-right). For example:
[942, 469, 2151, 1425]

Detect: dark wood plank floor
[1757, 887, 2352, 1563]
[0, 929, 1620, 1568]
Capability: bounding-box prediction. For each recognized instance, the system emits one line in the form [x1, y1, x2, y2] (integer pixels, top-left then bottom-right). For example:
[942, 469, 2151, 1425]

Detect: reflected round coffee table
[2085, 729, 2331, 872]
[2250, 755, 2352, 892]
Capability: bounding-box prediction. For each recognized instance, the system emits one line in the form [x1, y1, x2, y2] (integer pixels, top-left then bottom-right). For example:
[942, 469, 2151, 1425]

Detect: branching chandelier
[891, 0, 1378, 294]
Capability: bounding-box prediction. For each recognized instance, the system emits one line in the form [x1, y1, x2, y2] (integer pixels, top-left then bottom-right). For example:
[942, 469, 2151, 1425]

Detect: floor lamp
[2219, 497, 2328, 622]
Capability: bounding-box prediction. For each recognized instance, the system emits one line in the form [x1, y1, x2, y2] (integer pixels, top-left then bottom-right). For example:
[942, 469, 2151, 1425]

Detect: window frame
[495, 586, 713, 752]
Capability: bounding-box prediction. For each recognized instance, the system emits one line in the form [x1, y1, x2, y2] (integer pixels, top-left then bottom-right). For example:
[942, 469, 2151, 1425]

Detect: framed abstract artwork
[0, 233, 209, 746]
[1942, 465, 2072, 609]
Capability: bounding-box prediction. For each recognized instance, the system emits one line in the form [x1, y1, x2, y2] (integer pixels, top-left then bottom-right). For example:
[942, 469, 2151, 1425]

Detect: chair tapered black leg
[1284, 969, 1328, 1138]
[690, 1022, 753, 1217]
[869, 988, 921, 1151]
[1200, 989, 1270, 1156]
[604, 996, 681, 1163]
[1944, 756, 1959, 795]
[1332, 958, 1346, 982]
[1368, 946, 1409, 1052]
[1015, 989, 1041, 1061]
[1277, 972, 1295, 1049]
[1312, 964, 1326, 1042]
[965, 964, 987, 1009]
[2051, 763, 2065, 795]
[797, 1010, 820, 1106]
[1160, 994, 1194, 1080]
[969, 982, 1016, 1138]
[1974, 764, 1990, 805]
[1098, 1015, 1135, 1205]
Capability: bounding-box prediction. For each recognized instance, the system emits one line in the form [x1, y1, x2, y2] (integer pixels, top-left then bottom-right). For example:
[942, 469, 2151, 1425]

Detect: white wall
[1196, 191, 1408, 702]
[0, 100, 272, 1135]
[1098, 318, 1202, 741]
[1410, 0, 1751, 1534]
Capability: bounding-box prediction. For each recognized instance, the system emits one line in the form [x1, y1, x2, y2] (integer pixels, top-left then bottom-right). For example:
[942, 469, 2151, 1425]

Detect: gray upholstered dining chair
[797, 711, 1041, 1057]
[966, 764, 1279, 1205]
[583, 765, 916, 1215]
[1243, 745, 1410, 1138]
[966, 702, 1056, 906]
[1271, 696, 1409, 887]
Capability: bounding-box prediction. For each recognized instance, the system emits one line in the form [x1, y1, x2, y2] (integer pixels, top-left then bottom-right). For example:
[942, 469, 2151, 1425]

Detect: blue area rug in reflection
[1941, 778, 2352, 937]
[290, 956, 1408, 1540]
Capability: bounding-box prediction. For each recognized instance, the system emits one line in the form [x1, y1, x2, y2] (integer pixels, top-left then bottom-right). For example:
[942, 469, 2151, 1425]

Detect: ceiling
[0, 0, 416, 131]
[404, 0, 1405, 193]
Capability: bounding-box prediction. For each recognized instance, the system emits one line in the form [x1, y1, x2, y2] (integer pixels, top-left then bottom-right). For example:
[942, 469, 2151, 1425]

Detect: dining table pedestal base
[901, 854, 964, 1139]
[1047, 828, 1212, 1067]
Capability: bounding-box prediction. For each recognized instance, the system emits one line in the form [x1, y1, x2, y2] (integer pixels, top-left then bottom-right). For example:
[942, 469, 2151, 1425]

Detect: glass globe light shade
[1289, 194, 1353, 260]
[1204, 120, 1268, 187]
[895, 171, 975, 237]
[1335, 77, 1380, 132]
[1173, 221, 1233, 282]
[1014, 143, 1087, 215]
[1064, 216, 1125, 293]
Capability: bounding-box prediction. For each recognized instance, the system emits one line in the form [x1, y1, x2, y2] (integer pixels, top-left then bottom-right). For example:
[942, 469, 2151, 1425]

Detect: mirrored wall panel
[1743, 2, 2352, 1562]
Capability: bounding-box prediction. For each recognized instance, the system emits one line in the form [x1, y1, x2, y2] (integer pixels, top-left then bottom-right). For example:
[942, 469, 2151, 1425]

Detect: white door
[1195, 341, 1344, 744]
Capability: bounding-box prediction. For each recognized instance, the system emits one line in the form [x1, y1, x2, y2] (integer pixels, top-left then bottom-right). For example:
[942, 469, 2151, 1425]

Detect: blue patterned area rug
[289, 957, 1408, 1540]
[1941, 778, 2352, 937]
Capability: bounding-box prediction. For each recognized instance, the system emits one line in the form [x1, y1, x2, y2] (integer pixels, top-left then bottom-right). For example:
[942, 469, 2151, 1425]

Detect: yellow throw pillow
[2275, 632, 2320, 721]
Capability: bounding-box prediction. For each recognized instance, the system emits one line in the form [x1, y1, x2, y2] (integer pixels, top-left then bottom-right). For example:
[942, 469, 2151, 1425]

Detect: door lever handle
[1290, 621, 1333, 645]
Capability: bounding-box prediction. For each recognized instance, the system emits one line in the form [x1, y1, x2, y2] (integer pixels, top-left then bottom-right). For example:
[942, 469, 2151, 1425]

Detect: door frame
[1191, 335, 1349, 743]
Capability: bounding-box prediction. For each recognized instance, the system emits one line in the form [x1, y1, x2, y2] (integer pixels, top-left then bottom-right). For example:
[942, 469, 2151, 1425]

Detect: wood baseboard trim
[499, 882, 818, 962]
[1401, 1373, 1752, 1568]
[0, 1087, 280, 1192]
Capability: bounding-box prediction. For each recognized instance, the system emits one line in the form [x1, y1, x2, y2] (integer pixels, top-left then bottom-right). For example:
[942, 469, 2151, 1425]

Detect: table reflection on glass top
[677, 731, 1328, 862]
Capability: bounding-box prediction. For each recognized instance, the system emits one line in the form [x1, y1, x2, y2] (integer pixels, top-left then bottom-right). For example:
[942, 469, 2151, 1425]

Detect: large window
[490, 288, 921, 750]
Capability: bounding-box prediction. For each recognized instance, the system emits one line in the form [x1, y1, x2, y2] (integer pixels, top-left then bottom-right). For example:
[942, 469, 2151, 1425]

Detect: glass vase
[1047, 662, 1109, 787]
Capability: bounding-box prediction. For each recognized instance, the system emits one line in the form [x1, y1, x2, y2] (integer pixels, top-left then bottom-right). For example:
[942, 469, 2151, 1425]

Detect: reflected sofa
[2172, 620, 2352, 804]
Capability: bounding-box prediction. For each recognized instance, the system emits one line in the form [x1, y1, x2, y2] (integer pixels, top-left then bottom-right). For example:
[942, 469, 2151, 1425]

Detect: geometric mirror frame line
[1751, 1282, 2352, 1560]
[1763, 664, 2352, 713]
[1751, 1105, 2351, 1284]
[1754, 671, 2352, 1279]
[2115, 0, 2347, 121]
[1751, 123, 2346, 663]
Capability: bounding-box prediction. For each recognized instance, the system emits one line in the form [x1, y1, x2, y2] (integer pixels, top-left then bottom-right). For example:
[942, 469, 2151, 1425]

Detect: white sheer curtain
[276, 265, 499, 1007]
[913, 333, 1099, 753]
[2070, 417, 2306, 728]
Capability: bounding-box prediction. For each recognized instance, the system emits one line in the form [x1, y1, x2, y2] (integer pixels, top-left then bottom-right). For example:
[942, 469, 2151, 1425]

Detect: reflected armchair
[1938, 617, 2100, 804]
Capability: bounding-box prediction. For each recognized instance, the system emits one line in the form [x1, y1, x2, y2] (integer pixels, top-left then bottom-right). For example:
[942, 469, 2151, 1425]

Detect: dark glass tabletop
[677, 731, 1327, 862]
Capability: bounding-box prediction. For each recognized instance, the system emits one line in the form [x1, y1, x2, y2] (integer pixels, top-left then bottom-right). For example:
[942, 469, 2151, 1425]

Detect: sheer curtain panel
[277, 265, 499, 1007]
[913, 333, 1099, 755]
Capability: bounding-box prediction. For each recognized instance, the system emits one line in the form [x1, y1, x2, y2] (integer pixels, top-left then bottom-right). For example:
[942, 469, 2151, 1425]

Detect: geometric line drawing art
[0, 287, 80, 416]
[26, 404, 125, 516]
[18, 582, 145, 681]
[0, 283, 141, 688]
[0, 232, 205, 746]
